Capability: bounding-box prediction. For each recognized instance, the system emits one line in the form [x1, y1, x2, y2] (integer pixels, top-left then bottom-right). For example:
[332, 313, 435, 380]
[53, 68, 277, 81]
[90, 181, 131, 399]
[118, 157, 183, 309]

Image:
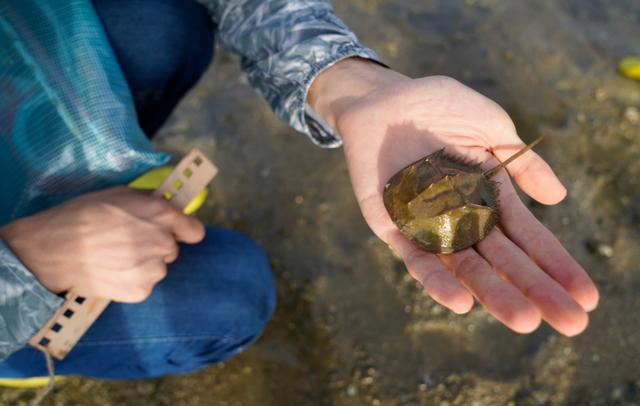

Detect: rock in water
[383, 135, 545, 254]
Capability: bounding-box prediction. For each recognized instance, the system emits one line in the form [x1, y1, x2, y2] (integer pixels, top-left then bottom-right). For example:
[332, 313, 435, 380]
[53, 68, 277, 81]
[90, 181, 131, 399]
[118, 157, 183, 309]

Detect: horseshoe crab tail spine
[484, 134, 546, 178]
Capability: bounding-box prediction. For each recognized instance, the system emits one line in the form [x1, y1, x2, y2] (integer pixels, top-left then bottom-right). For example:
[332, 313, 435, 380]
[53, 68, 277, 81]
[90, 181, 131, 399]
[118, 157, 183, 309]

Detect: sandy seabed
[3, 0, 640, 405]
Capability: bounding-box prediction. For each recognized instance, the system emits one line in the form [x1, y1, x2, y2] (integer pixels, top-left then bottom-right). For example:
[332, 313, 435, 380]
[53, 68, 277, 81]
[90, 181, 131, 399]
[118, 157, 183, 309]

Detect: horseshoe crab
[383, 135, 545, 254]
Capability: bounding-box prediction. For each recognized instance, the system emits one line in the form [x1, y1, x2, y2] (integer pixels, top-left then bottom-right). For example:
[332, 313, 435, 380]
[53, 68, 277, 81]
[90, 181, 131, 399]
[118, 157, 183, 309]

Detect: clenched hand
[0, 186, 204, 303]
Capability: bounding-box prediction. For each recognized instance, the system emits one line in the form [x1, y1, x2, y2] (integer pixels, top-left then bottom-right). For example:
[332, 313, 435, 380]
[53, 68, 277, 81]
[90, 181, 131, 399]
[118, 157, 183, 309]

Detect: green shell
[383, 149, 500, 254]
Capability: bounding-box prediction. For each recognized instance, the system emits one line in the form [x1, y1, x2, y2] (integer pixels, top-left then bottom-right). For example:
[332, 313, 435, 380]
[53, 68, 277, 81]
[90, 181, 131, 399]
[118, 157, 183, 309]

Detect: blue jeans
[0, 228, 276, 379]
[0, 0, 276, 379]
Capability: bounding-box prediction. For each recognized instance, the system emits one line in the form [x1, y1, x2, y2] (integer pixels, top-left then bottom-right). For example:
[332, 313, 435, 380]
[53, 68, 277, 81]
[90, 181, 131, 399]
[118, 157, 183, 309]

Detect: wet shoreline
[2, 0, 640, 404]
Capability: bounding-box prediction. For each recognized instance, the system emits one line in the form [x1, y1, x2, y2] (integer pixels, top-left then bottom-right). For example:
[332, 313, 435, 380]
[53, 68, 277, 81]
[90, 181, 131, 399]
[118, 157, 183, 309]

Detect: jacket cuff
[301, 44, 383, 148]
[0, 240, 63, 360]
[259, 41, 382, 148]
[238, 7, 384, 148]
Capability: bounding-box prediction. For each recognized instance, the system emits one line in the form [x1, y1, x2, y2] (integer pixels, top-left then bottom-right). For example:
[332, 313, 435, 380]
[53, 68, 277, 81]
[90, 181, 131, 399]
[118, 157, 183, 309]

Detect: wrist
[0, 217, 67, 293]
[0, 219, 28, 253]
[307, 57, 409, 135]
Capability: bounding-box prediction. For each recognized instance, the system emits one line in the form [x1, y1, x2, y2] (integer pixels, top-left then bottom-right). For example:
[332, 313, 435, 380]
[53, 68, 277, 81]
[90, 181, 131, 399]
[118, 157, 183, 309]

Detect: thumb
[491, 137, 567, 205]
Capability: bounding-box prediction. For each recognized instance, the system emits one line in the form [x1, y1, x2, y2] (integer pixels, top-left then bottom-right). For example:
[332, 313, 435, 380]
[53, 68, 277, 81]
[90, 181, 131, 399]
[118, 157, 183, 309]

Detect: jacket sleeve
[0, 240, 63, 360]
[196, 0, 383, 148]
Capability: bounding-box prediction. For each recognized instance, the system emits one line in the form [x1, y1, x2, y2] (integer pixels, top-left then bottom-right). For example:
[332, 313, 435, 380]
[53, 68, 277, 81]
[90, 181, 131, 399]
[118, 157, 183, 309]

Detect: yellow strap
[128, 166, 209, 215]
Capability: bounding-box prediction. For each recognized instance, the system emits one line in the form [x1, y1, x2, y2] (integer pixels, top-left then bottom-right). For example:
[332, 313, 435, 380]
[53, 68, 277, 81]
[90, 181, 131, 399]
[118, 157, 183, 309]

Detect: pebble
[136, 383, 155, 396]
[534, 392, 549, 403]
[585, 240, 614, 258]
[347, 384, 358, 397]
[385, 41, 399, 58]
[612, 386, 624, 400]
[624, 106, 639, 123]
[423, 373, 436, 387]
[597, 244, 614, 258]
[294, 195, 304, 204]
[430, 305, 443, 316]
[318, 202, 331, 212]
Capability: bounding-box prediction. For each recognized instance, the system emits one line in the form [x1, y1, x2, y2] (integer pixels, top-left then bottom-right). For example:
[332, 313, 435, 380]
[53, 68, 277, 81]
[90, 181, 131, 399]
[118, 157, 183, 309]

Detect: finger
[135, 258, 168, 285]
[164, 243, 180, 263]
[491, 139, 566, 205]
[477, 229, 588, 336]
[497, 175, 600, 312]
[98, 188, 206, 244]
[109, 259, 167, 303]
[113, 220, 179, 267]
[388, 230, 474, 314]
[79, 218, 171, 271]
[439, 249, 542, 333]
[359, 192, 474, 314]
[382, 227, 474, 313]
[148, 201, 205, 244]
[74, 259, 166, 303]
[100, 187, 205, 244]
[143, 226, 180, 263]
[358, 192, 476, 314]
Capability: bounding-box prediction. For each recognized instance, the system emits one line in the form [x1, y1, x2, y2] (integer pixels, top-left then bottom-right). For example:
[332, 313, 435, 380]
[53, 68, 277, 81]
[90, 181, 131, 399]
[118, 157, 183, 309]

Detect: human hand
[308, 58, 599, 336]
[0, 186, 205, 303]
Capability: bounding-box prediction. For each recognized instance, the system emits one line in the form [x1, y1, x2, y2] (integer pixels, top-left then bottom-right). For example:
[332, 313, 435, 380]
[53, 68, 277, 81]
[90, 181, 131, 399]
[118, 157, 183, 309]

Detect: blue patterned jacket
[197, 0, 380, 147]
[0, 0, 379, 360]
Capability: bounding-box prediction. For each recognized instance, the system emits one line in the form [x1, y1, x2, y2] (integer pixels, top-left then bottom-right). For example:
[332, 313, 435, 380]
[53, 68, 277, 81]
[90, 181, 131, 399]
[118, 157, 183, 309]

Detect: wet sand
[2, 0, 640, 404]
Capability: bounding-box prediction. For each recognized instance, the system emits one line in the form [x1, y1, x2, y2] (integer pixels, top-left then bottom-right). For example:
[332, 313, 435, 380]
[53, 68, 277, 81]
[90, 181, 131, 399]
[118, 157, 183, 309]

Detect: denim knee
[206, 229, 276, 343]
[167, 228, 276, 369]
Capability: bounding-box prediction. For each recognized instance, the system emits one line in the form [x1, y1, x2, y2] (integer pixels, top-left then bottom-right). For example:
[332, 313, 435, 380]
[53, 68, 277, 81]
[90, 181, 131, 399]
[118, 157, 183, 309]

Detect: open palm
[338, 75, 599, 336]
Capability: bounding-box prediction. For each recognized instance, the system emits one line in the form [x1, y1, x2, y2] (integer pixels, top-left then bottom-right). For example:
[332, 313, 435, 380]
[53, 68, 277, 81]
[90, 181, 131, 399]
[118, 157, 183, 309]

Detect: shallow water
[2, 0, 640, 404]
